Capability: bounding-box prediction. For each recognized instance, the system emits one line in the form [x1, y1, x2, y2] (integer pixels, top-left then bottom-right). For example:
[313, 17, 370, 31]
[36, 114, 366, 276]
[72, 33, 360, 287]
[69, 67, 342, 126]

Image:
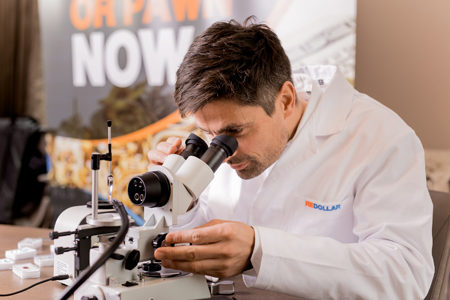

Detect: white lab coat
[175, 65, 434, 299]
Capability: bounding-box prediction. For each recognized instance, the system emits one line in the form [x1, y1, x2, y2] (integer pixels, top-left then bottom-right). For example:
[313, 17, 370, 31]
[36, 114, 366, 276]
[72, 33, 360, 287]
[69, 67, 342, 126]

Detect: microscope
[51, 121, 238, 300]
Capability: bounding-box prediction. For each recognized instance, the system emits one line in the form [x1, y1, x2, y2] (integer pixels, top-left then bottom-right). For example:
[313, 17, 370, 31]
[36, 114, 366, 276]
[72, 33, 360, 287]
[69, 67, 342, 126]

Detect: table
[0, 225, 66, 300]
[222, 275, 305, 300]
[0, 225, 306, 300]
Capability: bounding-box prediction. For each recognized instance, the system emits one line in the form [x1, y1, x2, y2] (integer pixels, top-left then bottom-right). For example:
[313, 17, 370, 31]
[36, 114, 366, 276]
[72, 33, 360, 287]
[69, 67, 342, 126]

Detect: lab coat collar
[294, 65, 354, 137]
[311, 67, 354, 136]
[260, 66, 354, 189]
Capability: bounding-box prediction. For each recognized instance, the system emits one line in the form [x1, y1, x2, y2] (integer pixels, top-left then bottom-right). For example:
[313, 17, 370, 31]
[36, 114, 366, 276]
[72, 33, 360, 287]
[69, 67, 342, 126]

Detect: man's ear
[278, 81, 296, 119]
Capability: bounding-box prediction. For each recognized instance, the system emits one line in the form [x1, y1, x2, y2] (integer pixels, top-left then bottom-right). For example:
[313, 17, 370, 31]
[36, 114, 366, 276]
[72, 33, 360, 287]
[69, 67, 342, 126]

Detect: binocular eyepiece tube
[127, 134, 238, 207]
[180, 133, 208, 160]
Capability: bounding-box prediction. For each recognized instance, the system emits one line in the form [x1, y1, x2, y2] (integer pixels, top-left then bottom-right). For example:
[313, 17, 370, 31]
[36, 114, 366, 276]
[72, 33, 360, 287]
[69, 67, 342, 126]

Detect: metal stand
[87, 120, 113, 226]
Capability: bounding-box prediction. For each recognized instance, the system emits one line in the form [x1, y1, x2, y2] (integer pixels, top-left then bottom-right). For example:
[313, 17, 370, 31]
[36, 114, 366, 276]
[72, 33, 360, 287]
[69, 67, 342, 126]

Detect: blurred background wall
[355, 0, 450, 150]
[355, 0, 450, 193]
[0, 0, 46, 124]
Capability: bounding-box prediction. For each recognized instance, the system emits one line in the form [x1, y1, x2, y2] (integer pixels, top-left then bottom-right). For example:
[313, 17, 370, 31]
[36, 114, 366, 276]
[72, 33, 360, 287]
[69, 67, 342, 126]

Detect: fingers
[147, 137, 184, 166]
[161, 258, 228, 277]
[155, 222, 255, 278]
[156, 243, 226, 262]
[156, 243, 238, 278]
[147, 149, 167, 166]
[154, 224, 233, 262]
[166, 136, 183, 150]
[165, 224, 231, 245]
[156, 138, 183, 154]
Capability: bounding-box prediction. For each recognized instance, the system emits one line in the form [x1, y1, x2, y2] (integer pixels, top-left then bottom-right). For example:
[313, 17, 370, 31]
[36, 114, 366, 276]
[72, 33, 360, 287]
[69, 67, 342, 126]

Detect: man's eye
[227, 128, 243, 135]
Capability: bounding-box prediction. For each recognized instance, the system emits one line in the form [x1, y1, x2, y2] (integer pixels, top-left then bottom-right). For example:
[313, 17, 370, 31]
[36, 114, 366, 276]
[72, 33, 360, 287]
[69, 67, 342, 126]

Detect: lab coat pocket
[285, 196, 354, 241]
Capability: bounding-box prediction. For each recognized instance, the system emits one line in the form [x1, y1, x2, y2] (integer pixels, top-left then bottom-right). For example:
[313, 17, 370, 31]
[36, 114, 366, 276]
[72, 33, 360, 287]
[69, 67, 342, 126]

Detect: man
[149, 18, 434, 299]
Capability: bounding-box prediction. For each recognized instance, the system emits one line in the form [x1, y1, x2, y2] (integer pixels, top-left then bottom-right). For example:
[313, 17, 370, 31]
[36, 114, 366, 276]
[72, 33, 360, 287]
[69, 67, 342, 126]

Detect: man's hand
[147, 137, 185, 170]
[154, 220, 255, 278]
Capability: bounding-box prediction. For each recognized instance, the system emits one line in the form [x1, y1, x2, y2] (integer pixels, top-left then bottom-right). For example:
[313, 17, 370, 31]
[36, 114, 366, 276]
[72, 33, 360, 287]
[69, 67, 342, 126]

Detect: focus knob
[125, 249, 140, 270]
[152, 233, 169, 249]
[54, 246, 77, 255]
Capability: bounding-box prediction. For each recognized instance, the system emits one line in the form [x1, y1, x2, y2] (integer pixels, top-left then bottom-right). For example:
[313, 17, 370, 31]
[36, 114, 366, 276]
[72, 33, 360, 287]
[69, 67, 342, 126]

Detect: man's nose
[223, 150, 237, 163]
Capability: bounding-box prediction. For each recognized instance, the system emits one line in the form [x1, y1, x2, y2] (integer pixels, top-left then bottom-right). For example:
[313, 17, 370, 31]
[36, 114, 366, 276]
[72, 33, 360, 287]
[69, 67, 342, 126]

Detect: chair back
[425, 190, 450, 300]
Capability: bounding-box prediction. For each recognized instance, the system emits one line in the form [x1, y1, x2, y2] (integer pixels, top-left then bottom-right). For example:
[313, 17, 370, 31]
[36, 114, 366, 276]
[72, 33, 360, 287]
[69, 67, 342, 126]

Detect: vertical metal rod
[107, 121, 113, 202]
[92, 169, 98, 220]
[108, 126, 111, 175]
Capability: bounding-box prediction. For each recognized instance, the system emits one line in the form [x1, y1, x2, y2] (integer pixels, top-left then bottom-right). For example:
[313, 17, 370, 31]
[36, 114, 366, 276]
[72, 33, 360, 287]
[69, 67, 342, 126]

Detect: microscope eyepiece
[200, 135, 238, 172]
[211, 135, 238, 157]
[180, 133, 208, 159]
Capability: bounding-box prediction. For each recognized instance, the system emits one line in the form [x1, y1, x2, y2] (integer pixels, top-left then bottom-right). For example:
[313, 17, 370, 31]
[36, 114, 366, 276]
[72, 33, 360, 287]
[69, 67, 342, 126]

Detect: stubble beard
[231, 132, 290, 180]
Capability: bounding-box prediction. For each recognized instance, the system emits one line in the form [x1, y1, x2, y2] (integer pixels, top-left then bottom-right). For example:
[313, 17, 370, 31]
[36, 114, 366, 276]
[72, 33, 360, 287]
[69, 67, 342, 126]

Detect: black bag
[0, 117, 47, 224]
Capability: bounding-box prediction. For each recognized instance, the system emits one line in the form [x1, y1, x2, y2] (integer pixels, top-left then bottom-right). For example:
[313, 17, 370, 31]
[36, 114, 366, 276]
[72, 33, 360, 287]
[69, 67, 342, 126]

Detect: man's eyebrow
[197, 122, 252, 134]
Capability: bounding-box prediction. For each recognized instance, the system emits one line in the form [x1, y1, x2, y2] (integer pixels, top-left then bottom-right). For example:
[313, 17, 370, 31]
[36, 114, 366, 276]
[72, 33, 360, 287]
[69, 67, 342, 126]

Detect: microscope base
[74, 273, 211, 300]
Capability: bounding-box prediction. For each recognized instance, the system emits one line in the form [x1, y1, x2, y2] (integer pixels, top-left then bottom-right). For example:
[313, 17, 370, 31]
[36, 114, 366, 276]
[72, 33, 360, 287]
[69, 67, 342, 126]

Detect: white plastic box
[5, 247, 37, 260]
[18, 238, 43, 249]
[13, 263, 40, 279]
[0, 258, 14, 270]
[34, 254, 54, 267]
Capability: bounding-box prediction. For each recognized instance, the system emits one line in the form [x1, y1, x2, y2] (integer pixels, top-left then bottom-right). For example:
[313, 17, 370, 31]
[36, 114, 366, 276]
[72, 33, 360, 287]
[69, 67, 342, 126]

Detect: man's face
[194, 98, 290, 180]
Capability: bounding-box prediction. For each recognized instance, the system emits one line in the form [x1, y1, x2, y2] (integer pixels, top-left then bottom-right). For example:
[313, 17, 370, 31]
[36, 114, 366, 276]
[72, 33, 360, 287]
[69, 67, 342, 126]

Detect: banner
[39, 0, 357, 213]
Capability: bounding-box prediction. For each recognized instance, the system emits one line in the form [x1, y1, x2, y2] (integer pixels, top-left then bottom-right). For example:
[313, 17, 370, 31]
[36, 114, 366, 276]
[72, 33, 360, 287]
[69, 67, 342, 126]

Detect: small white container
[34, 254, 54, 267]
[13, 263, 40, 279]
[18, 238, 43, 249]
[5, 247, 37, 260]
[0, 258, 14, 270]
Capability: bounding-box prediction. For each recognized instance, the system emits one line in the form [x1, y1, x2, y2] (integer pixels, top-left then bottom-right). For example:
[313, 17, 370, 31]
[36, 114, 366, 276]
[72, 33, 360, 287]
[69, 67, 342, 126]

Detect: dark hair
[174, 16, 294, 117]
